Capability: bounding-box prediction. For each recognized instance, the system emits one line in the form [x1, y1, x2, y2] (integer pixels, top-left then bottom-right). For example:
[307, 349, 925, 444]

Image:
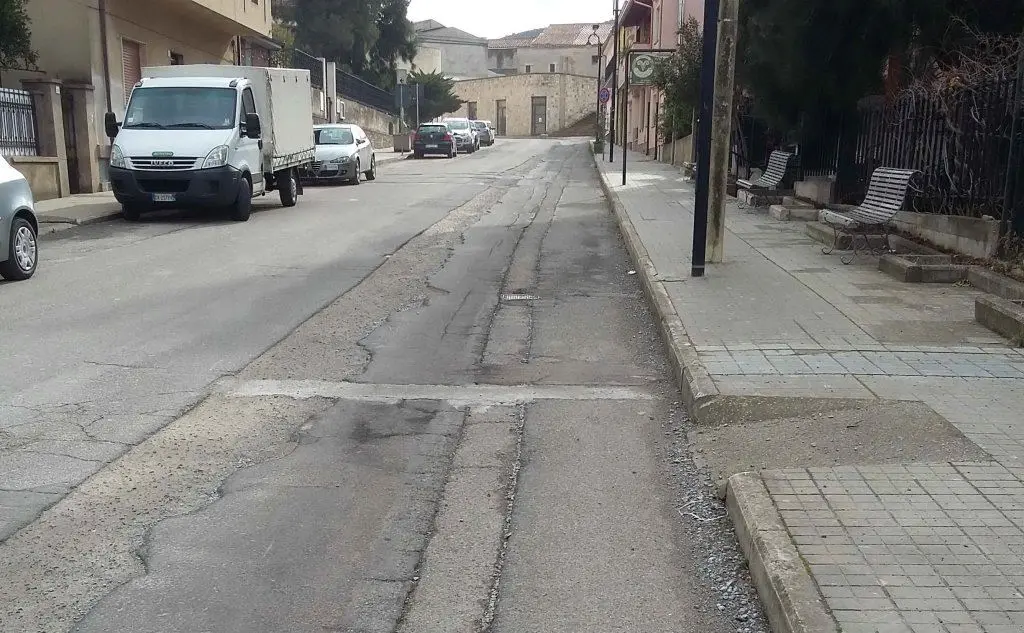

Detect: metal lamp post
[587, 25, 603, 148]
[609, 0, 620, 162]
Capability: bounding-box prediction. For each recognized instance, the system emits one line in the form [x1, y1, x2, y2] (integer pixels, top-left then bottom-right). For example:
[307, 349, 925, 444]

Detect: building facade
[401, 20, 491, 80]
[2, 0, 275, 195]
[608, 0, 704, 156]
[453, 73, 596, 137]
[487, 23, 613, 78]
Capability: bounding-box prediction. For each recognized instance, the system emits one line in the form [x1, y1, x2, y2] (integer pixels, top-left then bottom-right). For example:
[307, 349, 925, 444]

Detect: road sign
[599, 87, 611, 104]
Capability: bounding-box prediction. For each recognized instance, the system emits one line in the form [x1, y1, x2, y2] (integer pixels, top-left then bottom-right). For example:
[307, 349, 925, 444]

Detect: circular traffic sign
[599, 87, 611, 104]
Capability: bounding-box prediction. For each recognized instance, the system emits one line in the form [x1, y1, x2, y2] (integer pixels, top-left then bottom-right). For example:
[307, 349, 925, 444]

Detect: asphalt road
[0, 140, 766, 633]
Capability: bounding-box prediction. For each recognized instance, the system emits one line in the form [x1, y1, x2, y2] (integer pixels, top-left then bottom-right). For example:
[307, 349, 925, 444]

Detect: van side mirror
[244, 113, 262, 139]
[104, 112, 120, 139]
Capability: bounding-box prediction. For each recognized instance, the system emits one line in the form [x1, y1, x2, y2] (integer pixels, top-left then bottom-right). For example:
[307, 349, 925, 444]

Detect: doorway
[495, 99, 506, 136]
[60, 90, 81, 194]
[530, 96, 547, 136]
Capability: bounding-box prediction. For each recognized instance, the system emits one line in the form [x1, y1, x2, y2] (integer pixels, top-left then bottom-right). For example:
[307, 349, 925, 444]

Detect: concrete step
[781, 196, 814, 208]
[805, 221, 888, 250]
[769, 205, 819, 222]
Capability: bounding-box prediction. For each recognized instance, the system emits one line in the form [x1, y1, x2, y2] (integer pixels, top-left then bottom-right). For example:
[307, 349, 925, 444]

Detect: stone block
[794, 178, 834, 205]
[770, 205, 819, 221]
[878, 254, 967, 283]
[976, 295, 1024, 343]
[967, 267, 1024, 301]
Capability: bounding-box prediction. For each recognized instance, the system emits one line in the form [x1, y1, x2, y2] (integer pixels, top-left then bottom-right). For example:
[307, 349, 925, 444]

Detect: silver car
[304, 124, 378, 185]
[0, 155, 38, 281]
[442, 119, 479, 153]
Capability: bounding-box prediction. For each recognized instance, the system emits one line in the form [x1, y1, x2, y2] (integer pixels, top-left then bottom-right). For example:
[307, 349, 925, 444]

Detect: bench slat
[823, 167, 920, 229]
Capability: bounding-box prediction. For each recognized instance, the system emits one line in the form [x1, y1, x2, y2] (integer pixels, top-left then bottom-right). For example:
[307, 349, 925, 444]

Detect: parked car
[443, 118, 479, 153]
[105, 64, 315, 222]
[413, 123, 457, 159]
[472, 120, 494, 146]
[304, 123, 377, 185]
[0, 155, 38, 281]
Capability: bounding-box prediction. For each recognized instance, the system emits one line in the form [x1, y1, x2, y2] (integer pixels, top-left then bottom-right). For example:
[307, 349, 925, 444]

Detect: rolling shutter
[122, 39, 142, 104]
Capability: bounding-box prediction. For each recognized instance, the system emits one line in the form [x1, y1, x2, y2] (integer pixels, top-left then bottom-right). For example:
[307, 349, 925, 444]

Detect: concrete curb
[594, 153, 837, 633]
[37, 155, 410, 233]
[592, 155, 720, 420]
[727, 473, 839, 633]
[38, 205, 122, 226]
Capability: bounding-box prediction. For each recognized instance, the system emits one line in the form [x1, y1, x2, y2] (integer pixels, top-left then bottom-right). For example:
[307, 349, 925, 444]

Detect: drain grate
[501, 293, 539, 302]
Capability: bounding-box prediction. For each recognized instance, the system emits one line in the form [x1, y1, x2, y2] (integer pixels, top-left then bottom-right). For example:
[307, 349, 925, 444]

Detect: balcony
[161, 0, 272, 38]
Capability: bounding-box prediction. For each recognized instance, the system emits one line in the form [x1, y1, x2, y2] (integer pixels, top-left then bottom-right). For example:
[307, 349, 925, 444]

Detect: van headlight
[110, 144, 126, 168]
[202, 145, 230, 169]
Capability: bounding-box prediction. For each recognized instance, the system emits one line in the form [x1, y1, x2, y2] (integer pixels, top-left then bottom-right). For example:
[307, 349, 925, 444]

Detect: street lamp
[609, 0, 620, 162]
[587, 25, 603, 149]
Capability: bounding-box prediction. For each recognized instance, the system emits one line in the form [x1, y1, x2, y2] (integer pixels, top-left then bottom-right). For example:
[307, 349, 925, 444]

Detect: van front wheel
[229, 176, 253, 221]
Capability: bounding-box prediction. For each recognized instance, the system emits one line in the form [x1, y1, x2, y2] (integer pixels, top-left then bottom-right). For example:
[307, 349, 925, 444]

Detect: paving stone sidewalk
[598, 150, 1024, 633]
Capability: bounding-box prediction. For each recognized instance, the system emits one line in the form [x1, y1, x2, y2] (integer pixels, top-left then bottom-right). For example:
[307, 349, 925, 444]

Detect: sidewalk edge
[727, 472, 839, 633]
[593, 156, 719, 419]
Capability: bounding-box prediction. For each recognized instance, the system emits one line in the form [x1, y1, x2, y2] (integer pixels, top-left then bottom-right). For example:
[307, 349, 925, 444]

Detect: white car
[303, 124, 377, 185]
[0, 155, 38, 281]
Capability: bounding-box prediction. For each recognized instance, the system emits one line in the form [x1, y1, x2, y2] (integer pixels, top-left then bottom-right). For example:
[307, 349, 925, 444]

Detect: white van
[105, 65, 315, 221]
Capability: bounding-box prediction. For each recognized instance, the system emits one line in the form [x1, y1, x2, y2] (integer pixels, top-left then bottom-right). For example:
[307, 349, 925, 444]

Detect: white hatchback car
[0, 155, 38, 281]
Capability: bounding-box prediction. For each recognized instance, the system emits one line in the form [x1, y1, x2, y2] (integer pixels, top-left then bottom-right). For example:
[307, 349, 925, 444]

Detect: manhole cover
[501, 293, 539, 302]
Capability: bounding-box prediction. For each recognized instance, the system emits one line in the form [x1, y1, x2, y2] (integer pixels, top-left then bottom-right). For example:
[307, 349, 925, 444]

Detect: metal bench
[737, 150, 793, 190]
[821, 167, 920, 264]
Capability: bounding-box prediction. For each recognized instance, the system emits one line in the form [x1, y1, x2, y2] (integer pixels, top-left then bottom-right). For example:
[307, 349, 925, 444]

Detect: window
[121, 39, 143, 105]
[467, 102, 478, 120]
[242, 88, 257, 117]
[169, 51, 184, 65]
[124, 87, 237, 129]
[549, 63, 556, 73]
[525, 64, 532, 73]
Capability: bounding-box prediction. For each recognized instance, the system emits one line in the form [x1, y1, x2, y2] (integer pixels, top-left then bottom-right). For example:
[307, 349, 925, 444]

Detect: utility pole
[706, 0, 739, 263]
[691, 0, 720, 277]
[609, 0, 621, 162]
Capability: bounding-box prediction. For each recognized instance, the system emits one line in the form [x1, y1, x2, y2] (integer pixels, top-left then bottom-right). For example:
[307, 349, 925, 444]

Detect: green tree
[736, 0, 1024, 130]
[652, 16, 701, 142]
[0, 0, 37, 70]
[275, 0, 416, 88]
[408, 70, 462, 123]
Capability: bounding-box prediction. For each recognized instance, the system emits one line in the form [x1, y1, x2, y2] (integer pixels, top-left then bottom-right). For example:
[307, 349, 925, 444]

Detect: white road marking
[220, 379, 656, 404]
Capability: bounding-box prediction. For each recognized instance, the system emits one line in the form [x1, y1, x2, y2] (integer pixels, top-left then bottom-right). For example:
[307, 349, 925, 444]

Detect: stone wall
[454, 73, 596, 137]
[340, 99, 396, 149]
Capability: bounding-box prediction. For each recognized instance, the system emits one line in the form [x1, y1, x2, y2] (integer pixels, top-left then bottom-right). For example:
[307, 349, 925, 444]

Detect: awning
[619, 0, 653, 28]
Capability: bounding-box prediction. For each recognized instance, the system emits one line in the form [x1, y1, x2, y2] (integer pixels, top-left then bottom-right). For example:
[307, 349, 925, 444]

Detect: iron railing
[285, 48, 325, 90]
[0, 88, 38, 157]
[337, 69, 396, 115]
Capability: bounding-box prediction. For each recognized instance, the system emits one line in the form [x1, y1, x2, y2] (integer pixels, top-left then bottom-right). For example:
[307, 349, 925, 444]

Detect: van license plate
[152, 193, 176, 202]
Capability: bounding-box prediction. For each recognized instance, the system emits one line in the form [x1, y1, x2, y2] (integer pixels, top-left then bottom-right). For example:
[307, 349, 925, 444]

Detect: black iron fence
[789, 74, 1024, 233]
[0, 88, 38, 157]
[337, 68, 396, 115]
[280, 48, 325, 90]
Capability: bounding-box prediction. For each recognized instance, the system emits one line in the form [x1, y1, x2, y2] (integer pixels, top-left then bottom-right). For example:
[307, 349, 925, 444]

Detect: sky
[406, 0, 613, 39]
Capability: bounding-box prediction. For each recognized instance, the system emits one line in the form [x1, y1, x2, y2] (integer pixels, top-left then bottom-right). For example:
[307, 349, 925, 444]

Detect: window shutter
[122, 40, 142, 104]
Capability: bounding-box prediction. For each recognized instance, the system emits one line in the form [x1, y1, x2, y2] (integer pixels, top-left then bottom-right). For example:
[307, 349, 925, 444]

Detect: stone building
[487, 23, 613, 78]
[453, 73, 597, 137]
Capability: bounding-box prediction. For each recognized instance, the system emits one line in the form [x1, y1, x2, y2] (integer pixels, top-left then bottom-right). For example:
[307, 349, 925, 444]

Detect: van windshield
[124, 87, 237, 130]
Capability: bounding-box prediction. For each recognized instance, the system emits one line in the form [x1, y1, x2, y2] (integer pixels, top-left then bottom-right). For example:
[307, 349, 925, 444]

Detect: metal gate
[531, 96, 547, 136]
[496, 99, 506, 136]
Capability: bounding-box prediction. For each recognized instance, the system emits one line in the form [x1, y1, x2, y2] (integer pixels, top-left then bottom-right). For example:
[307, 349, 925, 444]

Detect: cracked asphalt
[0, 139, 767, 633]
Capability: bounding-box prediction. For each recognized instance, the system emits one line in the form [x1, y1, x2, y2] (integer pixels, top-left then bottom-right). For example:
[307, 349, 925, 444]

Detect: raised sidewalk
[598, 149, 1024, 633]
